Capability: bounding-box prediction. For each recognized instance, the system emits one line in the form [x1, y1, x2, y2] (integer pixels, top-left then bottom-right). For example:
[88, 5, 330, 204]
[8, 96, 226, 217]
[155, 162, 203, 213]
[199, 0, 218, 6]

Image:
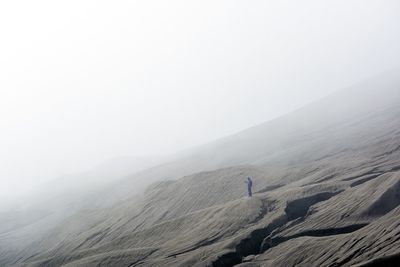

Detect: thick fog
[1, 0, 400, 199]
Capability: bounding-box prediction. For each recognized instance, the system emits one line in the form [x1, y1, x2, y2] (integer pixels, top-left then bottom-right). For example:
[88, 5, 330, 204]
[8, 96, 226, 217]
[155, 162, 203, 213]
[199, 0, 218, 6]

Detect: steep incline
[1, 72, 400, 267]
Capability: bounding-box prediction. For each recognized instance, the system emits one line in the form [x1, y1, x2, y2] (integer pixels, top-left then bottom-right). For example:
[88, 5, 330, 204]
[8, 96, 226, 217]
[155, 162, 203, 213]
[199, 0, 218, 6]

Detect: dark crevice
[261, 224, 368, 252]
[389, 165, 400, 172]
[235, 215, 287, 256]
[344, 164, 400, 187]
[167, 200, 276, 260]
[342, 172, 382, 182]
[350, 174, 382, 187]
[212, 215, 287, 267]
[357, 253, 400, 267]
[211, 191, 342, 267]
[369, 164, 400, 174]
[247, 200, 276, 225]
[284, 192, 341, 221]
[168, 201, 275, 260]
[211, 252, 242, 267]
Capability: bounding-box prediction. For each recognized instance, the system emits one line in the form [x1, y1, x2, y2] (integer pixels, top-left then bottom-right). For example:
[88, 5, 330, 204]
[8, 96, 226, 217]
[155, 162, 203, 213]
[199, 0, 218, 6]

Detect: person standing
[245, 177, 253, 197]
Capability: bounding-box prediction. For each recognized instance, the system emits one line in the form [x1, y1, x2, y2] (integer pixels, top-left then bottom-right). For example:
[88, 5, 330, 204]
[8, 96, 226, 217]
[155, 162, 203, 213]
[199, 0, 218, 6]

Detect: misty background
[1, 0, 400, 200]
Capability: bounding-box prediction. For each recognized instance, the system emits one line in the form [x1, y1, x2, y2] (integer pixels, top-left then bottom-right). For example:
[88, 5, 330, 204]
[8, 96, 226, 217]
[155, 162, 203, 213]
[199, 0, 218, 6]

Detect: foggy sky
[1, 0, 400, 198]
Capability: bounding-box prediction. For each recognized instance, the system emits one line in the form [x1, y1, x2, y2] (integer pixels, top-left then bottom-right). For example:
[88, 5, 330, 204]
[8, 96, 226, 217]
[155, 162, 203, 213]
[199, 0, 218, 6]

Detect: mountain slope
[1, 72, 400, 267]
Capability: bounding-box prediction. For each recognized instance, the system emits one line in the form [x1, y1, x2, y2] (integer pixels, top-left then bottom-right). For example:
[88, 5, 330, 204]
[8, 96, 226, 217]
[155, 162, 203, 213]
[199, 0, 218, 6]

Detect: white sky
[1, 0, 399, 198]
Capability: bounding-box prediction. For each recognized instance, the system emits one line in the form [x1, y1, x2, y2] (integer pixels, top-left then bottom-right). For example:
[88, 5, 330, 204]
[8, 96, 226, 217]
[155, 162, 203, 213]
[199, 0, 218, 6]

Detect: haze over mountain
[1, 72, 400, 266]
[1, 1, 400, 266]
[2, 0, 400, 199]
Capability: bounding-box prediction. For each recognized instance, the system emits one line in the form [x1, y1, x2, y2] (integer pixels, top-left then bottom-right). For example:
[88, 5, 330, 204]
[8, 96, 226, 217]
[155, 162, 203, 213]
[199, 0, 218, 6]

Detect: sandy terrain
[1, 72, 400, 266]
